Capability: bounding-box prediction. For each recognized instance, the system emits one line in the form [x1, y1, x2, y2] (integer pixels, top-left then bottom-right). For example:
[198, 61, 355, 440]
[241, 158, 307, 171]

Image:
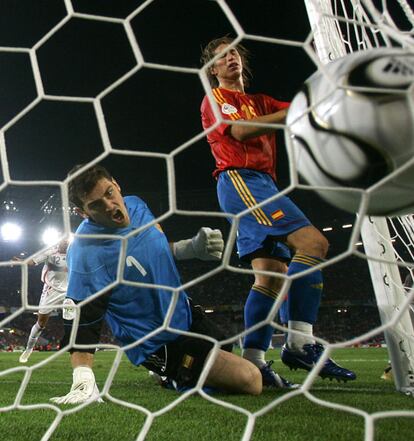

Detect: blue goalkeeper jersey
[66, 195, 192, 365]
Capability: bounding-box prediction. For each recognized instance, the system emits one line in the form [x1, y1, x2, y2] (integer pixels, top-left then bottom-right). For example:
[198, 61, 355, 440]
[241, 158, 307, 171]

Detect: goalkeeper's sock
[243, 285, 278, 353]
[26, 322, 44, 351]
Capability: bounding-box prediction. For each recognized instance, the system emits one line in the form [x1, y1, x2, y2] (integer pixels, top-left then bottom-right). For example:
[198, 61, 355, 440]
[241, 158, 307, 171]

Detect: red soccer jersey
[200, 87, 289, 181]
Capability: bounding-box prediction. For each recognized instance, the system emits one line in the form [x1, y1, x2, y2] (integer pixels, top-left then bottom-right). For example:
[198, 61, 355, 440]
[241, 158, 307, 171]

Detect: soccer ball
[286, 48, 414, 216]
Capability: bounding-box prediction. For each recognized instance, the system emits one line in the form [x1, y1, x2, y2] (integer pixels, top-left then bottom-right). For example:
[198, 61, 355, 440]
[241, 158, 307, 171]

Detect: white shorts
[38, 284, 66, 315]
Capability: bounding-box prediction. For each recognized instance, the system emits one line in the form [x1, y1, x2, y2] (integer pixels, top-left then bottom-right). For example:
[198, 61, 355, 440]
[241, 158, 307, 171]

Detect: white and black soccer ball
[286, 48, 414, 216]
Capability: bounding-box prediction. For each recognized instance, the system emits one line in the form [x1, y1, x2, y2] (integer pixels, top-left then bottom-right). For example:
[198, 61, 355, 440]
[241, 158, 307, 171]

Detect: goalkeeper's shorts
[217, 168, 311, 261]
[143, 303, 232, 388]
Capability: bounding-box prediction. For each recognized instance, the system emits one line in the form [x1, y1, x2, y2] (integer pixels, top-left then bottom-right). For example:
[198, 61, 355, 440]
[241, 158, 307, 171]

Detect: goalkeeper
[51, 164, 261, 404]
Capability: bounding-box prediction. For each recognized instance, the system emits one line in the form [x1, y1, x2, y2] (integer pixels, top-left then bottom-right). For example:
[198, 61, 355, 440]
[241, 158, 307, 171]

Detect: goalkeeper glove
[50, 366, 104, 404]
[173, 227, 224, 261]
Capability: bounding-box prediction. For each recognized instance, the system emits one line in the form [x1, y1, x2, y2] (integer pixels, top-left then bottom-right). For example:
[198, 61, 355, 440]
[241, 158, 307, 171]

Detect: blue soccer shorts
[217, 169, 311, 261]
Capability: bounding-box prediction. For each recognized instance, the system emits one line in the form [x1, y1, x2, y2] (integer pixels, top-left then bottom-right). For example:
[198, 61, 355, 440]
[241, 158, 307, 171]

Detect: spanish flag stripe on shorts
[271, 209, 285, 221]
[228, 170, 273, 226]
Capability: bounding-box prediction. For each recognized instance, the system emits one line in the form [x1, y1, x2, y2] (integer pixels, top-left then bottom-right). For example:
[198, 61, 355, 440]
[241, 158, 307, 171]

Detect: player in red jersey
[200, 37, 356, 385]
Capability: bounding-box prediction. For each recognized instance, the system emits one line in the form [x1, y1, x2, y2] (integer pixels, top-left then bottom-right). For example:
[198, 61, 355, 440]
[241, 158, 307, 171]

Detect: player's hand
[50, 366, 104, 405]
[191, 227, 224, 261]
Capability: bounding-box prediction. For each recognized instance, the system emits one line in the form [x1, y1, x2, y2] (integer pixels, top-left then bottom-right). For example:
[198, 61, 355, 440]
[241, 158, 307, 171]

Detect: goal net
[303, 0, 414, 394]
[0, 1, 413, 440]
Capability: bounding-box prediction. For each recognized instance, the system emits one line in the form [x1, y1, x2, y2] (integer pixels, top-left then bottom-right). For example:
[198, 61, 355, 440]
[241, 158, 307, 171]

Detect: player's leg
[19, 313, 50, 363]
[145, 347, 262, 395]
[143, 336, 262, 395]
[192, 306, 265, 393]
[281, 225, 356, 381]
[20, 287, 64, 363]
[205, 349, 262, 395]
[221, 171, 355, 381]
[143, 304, 262, 395]
[284, 225, 328, 350]
[243, 251, 285, 362]
[243, 252, 296, 387]
[216, 170, 297, 388]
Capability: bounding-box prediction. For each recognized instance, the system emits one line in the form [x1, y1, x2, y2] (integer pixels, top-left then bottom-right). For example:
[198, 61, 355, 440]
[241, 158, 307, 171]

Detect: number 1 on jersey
[126, 256, 147, 277]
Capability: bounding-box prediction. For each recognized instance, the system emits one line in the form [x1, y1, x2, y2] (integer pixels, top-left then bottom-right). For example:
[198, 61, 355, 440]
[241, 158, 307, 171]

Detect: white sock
[26, 322, 44, 351]
[242, 348, 267, 368]
[287, 321, 315, 351]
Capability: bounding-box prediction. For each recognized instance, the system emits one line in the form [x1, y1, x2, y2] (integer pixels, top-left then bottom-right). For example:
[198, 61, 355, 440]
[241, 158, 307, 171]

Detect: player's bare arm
[230, 108, 288, 142]
[12, 256, 36, 266]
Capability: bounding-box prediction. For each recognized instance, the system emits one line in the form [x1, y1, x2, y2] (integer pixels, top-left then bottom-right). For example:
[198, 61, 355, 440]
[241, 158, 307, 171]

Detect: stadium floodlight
[1, 222, 22, 241]
[42, 227, 61, 246]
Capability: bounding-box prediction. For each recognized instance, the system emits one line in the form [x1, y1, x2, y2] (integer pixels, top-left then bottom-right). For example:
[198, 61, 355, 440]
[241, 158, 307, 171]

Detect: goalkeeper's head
[201, 36, 252, 88]
[68, 164, 130, 229]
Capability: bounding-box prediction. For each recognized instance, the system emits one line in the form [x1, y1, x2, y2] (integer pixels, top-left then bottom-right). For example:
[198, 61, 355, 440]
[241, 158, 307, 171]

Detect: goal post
[303, 0, 414, 394]
[361, 216, 414, 394]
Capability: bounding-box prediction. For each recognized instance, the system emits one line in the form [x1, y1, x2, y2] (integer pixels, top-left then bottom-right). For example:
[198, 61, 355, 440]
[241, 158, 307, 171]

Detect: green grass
[0, 348, 413, 441]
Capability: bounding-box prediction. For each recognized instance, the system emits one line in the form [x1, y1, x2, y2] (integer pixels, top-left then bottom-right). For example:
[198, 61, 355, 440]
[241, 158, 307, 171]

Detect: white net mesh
[0, 1, 413, 440]
[303, 0, 414, 395]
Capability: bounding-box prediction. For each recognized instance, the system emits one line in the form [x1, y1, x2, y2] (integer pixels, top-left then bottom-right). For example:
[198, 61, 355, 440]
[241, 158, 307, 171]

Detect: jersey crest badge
[221, 103, 238, 115]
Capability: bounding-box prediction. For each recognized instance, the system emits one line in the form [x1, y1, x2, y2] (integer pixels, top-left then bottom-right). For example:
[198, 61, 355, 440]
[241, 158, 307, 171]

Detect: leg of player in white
[19, 287, 65, 363]
[19, 313, 49, 363]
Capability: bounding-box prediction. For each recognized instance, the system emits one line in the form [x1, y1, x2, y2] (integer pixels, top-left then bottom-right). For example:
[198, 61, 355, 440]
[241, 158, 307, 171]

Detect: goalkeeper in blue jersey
[50, 164, 262, 404]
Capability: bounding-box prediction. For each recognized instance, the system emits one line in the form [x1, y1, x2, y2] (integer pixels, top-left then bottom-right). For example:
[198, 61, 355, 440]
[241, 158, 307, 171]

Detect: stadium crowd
[0, 256, 385, 351]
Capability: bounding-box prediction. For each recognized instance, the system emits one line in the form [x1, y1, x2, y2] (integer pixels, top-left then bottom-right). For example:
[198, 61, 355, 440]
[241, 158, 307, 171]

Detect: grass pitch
[0, 348, 413, 441]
